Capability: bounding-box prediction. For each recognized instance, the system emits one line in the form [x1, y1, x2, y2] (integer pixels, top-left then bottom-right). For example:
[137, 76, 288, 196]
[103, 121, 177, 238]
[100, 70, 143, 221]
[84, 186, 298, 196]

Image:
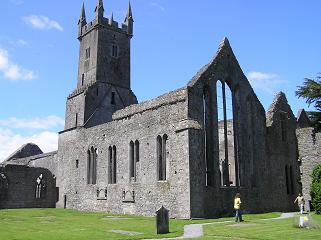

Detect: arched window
[87, 150, 91, 184]
[0, 173, 9, 200]
[108, 146, 117, 184]
[87, 147, 97, 184]
[216, 80, 236, 187]
[112, 146, 117, 183]
[35, 174, 46, 199]
[129, 141, 135, 179]
[203, 86, 211, 186]
[135, 140, 140, 163]
[157, 135, 168, 181]
[108, 146, 113, 184]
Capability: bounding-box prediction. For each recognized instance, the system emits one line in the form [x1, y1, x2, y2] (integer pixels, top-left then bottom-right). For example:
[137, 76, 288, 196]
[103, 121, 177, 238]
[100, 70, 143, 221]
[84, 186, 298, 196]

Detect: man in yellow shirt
[234, 193, 243, 222]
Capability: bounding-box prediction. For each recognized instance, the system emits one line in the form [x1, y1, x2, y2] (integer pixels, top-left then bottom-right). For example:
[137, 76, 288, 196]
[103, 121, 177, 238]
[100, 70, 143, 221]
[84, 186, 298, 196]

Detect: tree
[310, 164, 321, 213]
[296, 75, 321, 132]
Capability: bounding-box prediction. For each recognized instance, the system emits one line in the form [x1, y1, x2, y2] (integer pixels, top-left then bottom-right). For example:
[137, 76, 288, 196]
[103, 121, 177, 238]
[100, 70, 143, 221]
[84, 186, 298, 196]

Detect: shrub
[310, 164, 321, 213]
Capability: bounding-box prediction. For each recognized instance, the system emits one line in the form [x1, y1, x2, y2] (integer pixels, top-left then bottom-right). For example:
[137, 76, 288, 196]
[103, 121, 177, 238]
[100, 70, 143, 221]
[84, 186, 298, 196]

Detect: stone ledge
[175, 119, 202, 133]
[112, 87, 187, 120]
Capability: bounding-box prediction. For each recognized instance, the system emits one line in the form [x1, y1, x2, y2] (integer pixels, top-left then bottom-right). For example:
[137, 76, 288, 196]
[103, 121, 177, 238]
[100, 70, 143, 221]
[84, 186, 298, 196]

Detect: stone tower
[64, 0, 137, 130]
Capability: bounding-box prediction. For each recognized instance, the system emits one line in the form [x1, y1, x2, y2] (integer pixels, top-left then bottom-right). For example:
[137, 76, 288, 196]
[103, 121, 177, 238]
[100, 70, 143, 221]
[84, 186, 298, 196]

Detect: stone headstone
[156, 206, 169, 234]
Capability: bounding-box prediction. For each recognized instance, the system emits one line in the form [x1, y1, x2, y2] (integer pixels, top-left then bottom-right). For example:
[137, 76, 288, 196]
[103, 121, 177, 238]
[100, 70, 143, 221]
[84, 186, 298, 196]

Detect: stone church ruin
[1, 1, 319, 218]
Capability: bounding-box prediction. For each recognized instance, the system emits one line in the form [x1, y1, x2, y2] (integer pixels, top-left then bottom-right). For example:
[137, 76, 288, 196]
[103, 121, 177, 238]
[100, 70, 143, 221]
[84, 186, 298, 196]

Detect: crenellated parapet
[78, 1, 133, 39]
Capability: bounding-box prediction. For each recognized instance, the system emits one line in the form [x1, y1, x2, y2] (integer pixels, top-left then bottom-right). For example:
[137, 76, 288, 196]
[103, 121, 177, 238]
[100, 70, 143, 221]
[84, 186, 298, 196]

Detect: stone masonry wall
[0, 164, 57, 209]
[56, 88, 192, 218]
[186, 38, 270, 218]
[297, 127, 321, 211]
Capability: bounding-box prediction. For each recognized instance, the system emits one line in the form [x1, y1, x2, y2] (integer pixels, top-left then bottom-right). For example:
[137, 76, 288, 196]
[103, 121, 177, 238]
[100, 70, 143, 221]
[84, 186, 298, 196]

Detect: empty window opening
[0, 173, 8, 200]
[96, 88, 99, 96]
[75, 113, 78, 127]
[217, 80, 236, 187]
[129, 140, 140, 182]
[203, 86, 212, 186]
[85, 47, 90, 59]
[111, 92, 115, 105]
[87, 147, 97, 184]
[157, 135, 167, 181]
[135, 140, 139, 163]
[108, 146, 117, 184]
[76, 160, 79, 169]
[111, 45, 119, 58]
[129, 141, 135, 179]
[81, 74, 84, 86]
[35, 174, 46, 199]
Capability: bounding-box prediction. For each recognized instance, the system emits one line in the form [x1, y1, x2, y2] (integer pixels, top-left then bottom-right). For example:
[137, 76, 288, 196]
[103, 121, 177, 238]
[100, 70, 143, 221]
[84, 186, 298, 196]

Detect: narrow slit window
[157, 135, 167, 181]
[135, 140, 139, 163]
[85, 47, 90, 59]
[111, 92, 115, 105]
[129, 141, 135, 178]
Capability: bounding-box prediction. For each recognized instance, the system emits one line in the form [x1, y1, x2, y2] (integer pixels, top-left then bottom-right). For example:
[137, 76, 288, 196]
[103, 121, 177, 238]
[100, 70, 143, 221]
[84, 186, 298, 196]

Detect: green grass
[1, 209, 319, 240]
[202, 214, 321, 240]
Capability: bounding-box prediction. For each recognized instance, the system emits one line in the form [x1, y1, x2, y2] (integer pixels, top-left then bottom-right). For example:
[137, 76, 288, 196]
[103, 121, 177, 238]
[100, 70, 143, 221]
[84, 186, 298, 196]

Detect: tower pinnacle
[78, 2, 87, 25]
[95, 0, 104, 19]
[124, 1, 133, 36]
[124, 1, 133, 22]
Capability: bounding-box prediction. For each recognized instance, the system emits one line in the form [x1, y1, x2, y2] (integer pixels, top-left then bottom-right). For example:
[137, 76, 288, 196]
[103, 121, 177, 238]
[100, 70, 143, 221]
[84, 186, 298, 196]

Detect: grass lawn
[202, 213, 321, 240]
[0, 209, 319, 240]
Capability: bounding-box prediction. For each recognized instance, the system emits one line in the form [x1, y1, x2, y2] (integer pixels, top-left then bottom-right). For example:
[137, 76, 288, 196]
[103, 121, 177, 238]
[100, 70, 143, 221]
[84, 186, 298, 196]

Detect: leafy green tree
[296, 75, 321, 132]
[310, 164, 321, 213]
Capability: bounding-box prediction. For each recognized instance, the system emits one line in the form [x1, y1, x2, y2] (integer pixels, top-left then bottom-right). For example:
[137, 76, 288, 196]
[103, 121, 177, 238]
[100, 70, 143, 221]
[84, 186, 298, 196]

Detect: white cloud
[23, 15, 63, 31]
[247, 71, 285, 94]
[0, 115, 63, 161]
[0, 128, 58, 162]
[0, 48, 37, 81]
[150, 2, 165, 12]
[0, 116, 64, 129]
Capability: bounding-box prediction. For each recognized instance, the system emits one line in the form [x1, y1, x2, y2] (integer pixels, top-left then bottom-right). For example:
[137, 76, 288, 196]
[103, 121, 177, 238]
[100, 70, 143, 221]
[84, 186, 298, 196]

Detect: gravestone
[156, 206, 169, 234]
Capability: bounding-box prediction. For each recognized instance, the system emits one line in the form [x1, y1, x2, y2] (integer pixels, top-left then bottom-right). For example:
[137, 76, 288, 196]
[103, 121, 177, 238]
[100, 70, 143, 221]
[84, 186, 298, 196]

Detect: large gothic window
[216, 80, 236, 187]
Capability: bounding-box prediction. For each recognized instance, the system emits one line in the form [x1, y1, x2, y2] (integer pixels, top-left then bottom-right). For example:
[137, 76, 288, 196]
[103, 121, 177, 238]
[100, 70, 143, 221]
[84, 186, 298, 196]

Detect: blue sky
[0, 0, 320, 160]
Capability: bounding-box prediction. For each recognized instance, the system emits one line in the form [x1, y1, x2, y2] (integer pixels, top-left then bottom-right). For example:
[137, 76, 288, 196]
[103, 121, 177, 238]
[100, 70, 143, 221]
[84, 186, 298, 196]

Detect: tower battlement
[78, 1, 133, 39]
[79, 17, 130, 39]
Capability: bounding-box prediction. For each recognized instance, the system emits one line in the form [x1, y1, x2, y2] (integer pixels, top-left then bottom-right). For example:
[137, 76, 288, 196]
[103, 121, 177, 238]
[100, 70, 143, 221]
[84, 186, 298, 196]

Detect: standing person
[234, 193, 243, 222]
[294, 193, 305, 214]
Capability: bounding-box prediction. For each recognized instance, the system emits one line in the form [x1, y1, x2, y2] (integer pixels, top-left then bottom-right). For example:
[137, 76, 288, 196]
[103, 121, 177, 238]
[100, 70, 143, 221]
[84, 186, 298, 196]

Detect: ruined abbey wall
[56, 88, 193, 218]
[297, 127, 321, 211]
[0, 164, 57, 209]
